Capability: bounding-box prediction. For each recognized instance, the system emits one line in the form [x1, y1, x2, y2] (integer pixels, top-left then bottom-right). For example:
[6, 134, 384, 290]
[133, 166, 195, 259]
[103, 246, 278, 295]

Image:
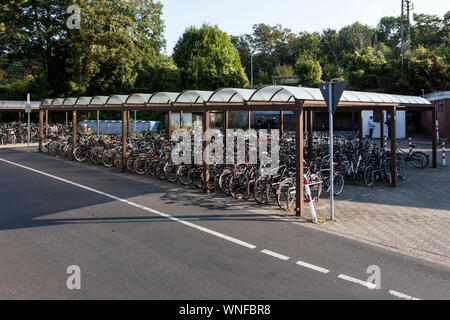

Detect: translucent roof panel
[41, 99, 53, 106]
[148, 92, 179, 104]
[0, 101, 41, 108]
[63, 98, 77, 106]
[52, 98, 65, 106]
[249, 85, 431, 105]
[75, 97, 92, 106]
[175, 90, 214, 104]
[106, 95, 129, 105]
[126, 94, 152, 105]
[208, 88, 255, 103]
[90, 96, 109, 105]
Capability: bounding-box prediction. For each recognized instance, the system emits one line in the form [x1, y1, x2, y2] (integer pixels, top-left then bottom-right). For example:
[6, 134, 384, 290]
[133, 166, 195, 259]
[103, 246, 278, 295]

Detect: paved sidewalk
[291, 143, 450, 267]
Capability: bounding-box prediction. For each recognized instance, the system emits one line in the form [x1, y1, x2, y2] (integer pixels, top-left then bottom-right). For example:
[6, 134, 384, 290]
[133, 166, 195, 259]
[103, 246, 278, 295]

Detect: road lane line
[389, 290, 421, 300]
[296, 260, 330, 274]
[261, 250, 290, 261]
[0, 157, 257, 250]
[338, 274, 377, 289]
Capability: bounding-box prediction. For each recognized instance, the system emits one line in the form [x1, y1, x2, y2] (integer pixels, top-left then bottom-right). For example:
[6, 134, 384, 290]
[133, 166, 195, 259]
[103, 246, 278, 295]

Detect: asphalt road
[0, 148, 449, 300]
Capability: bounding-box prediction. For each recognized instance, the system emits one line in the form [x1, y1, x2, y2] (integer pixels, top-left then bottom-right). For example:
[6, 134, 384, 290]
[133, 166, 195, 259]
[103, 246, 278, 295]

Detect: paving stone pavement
[298, 143, 450, 267]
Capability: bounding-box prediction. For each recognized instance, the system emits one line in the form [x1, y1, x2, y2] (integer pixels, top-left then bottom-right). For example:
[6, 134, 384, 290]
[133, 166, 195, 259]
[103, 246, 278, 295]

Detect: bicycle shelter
[0, 100, 41, 123]
[39, 85, 435, 218]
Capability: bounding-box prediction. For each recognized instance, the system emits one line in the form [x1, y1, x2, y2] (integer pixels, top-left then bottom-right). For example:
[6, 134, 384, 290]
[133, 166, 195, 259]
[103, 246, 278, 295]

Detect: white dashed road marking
[0, 156, 424, 300]
[296, 260, 330, 274]
[261, 250, 290, 261]
[389, 290, 421, 300]
[338, 274, 378, 289]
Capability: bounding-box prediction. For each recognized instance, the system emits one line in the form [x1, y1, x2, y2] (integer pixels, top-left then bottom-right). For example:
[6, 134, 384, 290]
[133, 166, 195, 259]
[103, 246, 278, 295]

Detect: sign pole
[319, 80, 346, 222]
[26, 94, 31, 152]
[329, 83, 335, 221]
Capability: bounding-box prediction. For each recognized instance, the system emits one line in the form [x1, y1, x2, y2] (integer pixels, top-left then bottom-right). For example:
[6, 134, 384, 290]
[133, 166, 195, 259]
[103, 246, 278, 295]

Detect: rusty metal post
[203, 109, 210, 193]
[390, 106, 397, 187]
[122, 109, 127, 172]
[39, 110, 44, 152]
[180, 111, 183, 129]
[72, 110, 77, 149]
[45, 110, 49, 139]
[380, 110, 385, 148]
[307, 110, 313, 159]
[168, 110, 172, 140]
[280, 111, 284, 137]
[432, 106, 437, 168]
[224, 111, 229, 130]
[65, 112, 68, 128]
[97, 110, 100, 136]
[295, 101, 304, 217]
[358, 110, 363, 141]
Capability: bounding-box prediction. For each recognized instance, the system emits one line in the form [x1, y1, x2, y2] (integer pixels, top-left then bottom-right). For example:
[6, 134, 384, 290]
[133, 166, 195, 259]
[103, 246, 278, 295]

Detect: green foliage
[346, 47, 387, 91]
[294, 55, 322, 87]
[173, 24, 249, 90]
[273, 64, 294, 76]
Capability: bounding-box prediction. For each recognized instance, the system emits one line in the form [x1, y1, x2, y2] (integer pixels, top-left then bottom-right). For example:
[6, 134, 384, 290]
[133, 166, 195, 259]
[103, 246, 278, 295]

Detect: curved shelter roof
[39, 85, 432, 112]
[148, 92, 179, 104]
[126, 93, 153, 105]
[105, 95, 129, 106]
[0, 100, 41, 111]
[174, 90, 214, 104]
[208, 88, 256, 103]
[89, 96, 109, 106]
[75, 97, 92, 106]
[248, 85, 431, 106]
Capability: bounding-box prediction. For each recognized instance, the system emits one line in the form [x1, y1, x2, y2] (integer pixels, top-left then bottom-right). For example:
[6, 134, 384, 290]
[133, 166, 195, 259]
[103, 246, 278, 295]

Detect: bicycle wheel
[219, 169, 232, 195]
[134, 155, 147, 175]
[364, 166, 374, 187]
[164, 162, 178, 182]
[73, 147, 87, 162]
[253, 177, 270, 205]
[276, 180, 295, 211]
[333, 173, 345, 196]
[397, 159, 407, 181]
[411, 152, 428, 169]
[229, 173, 249, 200]
[178, 165, 193, 185]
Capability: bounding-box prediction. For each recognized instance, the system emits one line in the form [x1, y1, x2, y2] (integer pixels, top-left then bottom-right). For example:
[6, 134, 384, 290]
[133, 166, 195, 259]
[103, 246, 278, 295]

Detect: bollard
[443, 143, 446, 167]
[436, 121, 440, 142]
[384, 135, 387, 150]
[303, 175, 317, 223]
[409, 137, 413, 152]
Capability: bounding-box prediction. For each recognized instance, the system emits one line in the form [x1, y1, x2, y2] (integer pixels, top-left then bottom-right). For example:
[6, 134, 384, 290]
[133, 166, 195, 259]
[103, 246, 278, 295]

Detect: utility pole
[401, 0, 414, 76]
[250, 54, 254, 87]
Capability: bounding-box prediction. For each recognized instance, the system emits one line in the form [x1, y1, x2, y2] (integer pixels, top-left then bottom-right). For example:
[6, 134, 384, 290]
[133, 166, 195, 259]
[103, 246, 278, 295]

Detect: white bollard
[443, 143, 446, 167]
[409, 137, 413, 153]
[303, 175, 317, 223]
[384, 135, 388, 150]
[437, 121, 440, 142]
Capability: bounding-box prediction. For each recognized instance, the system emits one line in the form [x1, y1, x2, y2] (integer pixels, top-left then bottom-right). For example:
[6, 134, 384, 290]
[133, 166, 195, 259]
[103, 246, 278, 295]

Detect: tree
[67, 0, 165, 95]
[273, 64, 294, 76]
[346, 47, 387, 91]
[412, 13, 443, 49]
[294, 55, 322, 87]
[173, 24, 248, 90]
[401, 46, 449, 94]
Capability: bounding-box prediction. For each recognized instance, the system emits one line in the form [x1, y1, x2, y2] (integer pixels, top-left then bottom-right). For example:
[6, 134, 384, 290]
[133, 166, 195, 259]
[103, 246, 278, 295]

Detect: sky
[160, 0, 449, 54]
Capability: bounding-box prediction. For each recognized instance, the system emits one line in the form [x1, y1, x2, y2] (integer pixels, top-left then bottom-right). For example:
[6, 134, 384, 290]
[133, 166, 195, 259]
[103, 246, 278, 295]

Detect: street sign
[319, 81, 347, 113]
[25, 103, 31, 114]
